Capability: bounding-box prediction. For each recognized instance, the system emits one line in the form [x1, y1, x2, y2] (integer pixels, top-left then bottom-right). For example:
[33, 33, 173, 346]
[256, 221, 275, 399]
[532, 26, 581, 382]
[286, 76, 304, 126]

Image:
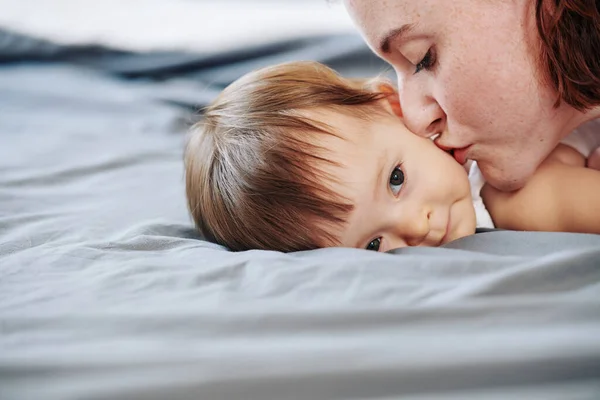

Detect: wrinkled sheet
[1, 29, 599, 400]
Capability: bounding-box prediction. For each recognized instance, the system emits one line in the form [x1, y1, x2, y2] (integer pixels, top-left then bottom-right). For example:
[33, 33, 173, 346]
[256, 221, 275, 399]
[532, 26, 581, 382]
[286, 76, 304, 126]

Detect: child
[185, 61, 600, 252]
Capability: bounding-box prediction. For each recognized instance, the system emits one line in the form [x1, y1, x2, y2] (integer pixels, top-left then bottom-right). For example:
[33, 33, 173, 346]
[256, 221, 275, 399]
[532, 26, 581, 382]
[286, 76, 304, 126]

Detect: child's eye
[366, 237, 381, 251]
[415, 48, 435, 74]
[390, 166, 405, 195]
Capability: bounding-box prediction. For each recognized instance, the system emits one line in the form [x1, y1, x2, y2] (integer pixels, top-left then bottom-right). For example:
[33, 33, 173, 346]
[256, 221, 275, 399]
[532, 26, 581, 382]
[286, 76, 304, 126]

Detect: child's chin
[446, 225, 476, 244]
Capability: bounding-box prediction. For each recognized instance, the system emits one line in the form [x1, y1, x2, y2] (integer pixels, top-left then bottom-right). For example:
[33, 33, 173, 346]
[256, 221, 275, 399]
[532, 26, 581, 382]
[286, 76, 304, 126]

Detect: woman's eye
[389, 166, 405, 195]
[415, 48, 435, 74]
[366, 238, 381, 251]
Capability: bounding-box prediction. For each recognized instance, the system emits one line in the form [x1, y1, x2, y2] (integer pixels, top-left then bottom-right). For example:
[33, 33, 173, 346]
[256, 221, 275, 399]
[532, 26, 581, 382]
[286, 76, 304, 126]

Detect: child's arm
[481, 145, 600, 234]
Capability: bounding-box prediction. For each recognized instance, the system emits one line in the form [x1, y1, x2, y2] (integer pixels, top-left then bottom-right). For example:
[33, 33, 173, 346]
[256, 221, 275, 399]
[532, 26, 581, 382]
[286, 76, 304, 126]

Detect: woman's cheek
[438, 62, 495, 130]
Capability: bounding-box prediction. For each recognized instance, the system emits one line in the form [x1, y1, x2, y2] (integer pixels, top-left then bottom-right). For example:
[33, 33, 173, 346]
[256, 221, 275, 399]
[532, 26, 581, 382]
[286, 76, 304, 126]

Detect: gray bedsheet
[1, 29, 599, 400]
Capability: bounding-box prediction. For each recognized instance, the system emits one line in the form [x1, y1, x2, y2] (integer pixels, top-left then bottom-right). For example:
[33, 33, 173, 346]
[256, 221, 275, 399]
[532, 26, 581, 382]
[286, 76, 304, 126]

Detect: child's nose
[392, 208, 431, 247]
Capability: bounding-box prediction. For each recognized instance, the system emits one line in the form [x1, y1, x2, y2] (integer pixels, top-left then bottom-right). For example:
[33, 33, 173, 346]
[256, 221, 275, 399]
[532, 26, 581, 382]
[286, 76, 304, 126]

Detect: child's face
[313, 107, 476, 251]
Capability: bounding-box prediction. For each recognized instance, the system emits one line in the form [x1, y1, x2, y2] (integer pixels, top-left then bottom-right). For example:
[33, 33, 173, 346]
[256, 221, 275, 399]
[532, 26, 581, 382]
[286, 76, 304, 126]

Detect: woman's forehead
[346, 0, 451, 17]
[345, 0, 454, 39]
[344, 1, 410, 51]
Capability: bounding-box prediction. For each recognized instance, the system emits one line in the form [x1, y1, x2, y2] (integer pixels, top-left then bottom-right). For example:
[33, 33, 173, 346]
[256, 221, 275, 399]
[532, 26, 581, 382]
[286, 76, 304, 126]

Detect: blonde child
[185, 61, 600, 252]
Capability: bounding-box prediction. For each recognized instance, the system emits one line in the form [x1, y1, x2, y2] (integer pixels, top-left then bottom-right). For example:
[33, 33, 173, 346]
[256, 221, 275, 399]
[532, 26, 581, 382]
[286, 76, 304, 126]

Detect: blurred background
[0, 0, 356, 53]
[0, 0, 390, 243]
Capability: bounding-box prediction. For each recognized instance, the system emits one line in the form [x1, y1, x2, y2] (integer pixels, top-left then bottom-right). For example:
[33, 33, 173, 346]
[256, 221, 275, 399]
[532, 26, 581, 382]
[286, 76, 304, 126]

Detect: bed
[1, 4, 600, 399]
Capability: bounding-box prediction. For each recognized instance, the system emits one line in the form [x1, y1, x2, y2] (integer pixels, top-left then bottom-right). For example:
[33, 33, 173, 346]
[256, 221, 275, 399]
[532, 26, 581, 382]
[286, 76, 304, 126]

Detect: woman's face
[344, 0, 578, 191]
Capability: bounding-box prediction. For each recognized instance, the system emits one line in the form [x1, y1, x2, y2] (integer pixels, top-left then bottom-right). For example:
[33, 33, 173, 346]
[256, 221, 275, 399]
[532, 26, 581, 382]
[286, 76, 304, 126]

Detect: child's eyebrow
[347, 154, 389, 249]
[373, 149, 389, 201]
[352, 219, 379, 251]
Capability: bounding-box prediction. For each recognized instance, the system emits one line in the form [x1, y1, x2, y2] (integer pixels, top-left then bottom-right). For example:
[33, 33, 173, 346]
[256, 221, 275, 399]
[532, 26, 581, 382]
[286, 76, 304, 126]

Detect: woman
[343, 0, 600, 191]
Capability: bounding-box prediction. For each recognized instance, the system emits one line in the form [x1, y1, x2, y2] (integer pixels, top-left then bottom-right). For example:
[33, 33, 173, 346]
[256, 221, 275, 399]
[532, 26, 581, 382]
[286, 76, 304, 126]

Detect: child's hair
[185, 61, 391, 252]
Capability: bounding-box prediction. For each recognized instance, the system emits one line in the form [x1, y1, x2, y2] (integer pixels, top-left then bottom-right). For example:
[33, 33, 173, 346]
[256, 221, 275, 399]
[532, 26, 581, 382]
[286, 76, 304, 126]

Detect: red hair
[535, 0, 600, 110]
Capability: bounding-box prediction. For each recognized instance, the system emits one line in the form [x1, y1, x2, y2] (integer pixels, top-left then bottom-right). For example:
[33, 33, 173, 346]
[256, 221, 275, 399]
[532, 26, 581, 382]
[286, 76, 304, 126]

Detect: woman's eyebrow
[379, 23, 415, 54]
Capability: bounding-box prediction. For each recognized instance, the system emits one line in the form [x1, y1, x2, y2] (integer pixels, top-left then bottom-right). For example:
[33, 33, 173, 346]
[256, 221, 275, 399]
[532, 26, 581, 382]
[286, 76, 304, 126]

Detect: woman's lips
[452, 146, 471, 165]
[434, 139, 471, 165]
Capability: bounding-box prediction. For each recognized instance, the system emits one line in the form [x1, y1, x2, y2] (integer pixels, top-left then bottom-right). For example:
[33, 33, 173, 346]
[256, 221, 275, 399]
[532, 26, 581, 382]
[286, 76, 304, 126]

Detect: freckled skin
[344, 0, 599, 191]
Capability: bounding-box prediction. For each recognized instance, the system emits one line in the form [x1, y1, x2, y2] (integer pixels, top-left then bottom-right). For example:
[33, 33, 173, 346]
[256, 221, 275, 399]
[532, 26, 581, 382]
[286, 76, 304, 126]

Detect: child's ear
[375, 83, 402, 117]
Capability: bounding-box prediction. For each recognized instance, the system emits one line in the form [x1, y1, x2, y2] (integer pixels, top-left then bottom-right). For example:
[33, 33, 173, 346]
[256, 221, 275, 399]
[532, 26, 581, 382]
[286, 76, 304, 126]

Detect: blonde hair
[185, 61, 390, 252]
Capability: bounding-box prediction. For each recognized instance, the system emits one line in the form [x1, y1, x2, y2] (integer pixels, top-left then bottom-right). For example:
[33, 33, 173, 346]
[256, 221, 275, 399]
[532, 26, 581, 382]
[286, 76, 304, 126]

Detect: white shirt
[470, 122, 600, 228]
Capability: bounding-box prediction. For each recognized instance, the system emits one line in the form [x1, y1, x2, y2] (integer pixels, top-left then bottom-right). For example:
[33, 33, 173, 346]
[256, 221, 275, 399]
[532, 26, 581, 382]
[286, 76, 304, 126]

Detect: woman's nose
[398, 83, 446, 138]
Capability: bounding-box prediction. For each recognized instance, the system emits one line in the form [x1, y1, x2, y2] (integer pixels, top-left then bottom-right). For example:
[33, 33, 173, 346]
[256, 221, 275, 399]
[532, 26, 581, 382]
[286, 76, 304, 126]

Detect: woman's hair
[535, 0, 600, 110]
[185, 61, 390, 252]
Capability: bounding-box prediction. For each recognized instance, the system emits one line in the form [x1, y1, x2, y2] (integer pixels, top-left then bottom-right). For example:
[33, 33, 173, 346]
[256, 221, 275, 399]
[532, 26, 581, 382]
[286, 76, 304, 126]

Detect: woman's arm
[482, 145, 600, 234]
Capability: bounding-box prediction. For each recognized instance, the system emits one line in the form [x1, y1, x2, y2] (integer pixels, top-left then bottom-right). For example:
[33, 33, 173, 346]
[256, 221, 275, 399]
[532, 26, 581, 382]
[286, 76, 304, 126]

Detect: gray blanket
[1, 29, 599, 400]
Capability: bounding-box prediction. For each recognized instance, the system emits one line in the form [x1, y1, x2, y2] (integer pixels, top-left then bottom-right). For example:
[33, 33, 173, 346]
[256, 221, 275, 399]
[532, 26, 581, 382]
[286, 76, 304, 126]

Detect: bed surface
[1, 21, 600, 400]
